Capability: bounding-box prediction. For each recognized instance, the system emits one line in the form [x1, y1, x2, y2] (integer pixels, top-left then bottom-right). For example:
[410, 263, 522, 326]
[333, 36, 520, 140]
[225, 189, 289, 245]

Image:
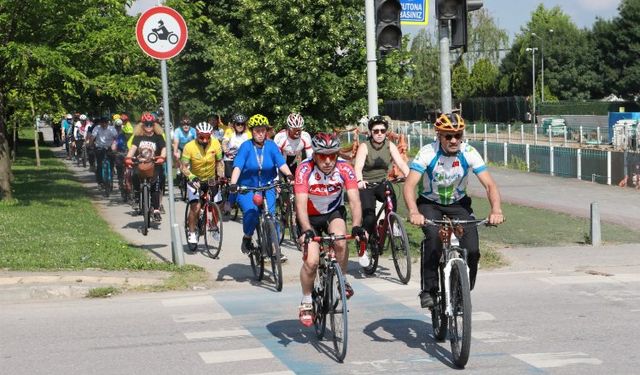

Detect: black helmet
[368, 115, 388, 130]
[231, 113, 248, 124]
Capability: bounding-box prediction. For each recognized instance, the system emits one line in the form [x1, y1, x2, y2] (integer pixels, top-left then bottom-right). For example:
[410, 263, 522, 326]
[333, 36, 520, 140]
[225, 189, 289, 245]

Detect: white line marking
[248, 372, 295, 375]
[513, 352, 602, 368]
[539, 276, 619, 285]
[472, 311, 496, 321]
[199, 347, 273, 364]
[184, 329, 251, 340]
[473, 330, 532, 343]
[172, 312, 231, 323]
[161, 295, 215, 307]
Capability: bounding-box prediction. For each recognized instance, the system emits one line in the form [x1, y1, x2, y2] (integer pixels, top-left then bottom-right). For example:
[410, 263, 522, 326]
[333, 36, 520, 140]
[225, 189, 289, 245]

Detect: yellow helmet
[434, 113, 465, 132]
[247, 114, 269, 129]
[112, 114, 121, 121]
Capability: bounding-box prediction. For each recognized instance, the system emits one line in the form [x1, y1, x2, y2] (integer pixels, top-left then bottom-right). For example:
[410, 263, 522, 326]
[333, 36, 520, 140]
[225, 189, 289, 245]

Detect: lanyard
[253, 144, 264, 184]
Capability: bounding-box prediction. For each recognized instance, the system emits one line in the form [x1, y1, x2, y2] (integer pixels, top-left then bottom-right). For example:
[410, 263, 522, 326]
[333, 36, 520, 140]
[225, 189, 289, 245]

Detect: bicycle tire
[82, 147, 87, 168]
[103, 159, 112, 197]
[328, 264, 349, 362]
[264, 218, 283, 291]
[388, 212, 411, 284]
[250, 225, 265, 281]
[427, 242, 447, 341]
[449, 259, 472, 368]
[204, 201, 223, 259]
[313, 269, 327, 339]
[142, 184, 150, 236]
[362, 235, 379, 275]
[179, 174, 187, 202]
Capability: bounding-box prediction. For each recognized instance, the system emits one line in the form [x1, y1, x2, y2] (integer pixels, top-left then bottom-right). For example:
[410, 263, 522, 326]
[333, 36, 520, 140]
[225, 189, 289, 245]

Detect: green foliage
[452, 62, 472, 100]
[407, 29, 440, 108]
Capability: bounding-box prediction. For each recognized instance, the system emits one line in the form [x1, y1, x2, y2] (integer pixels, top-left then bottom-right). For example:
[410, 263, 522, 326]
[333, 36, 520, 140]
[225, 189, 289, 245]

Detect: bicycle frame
[372, 181, 395, 247]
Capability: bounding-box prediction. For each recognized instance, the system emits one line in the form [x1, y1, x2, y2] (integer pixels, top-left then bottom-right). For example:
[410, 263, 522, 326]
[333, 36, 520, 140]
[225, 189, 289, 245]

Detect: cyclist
[221, 113, 252, 214]
[228, 114, 294, 255]
[295, 132, 367, 327]
[207, 112, 227, 142]
[61, 114, 74, 159]
[89, 117, 118, 186]
[273, 113, 313, 173]
[403, 113, 505, 309]
[72, 114, 90, 160]
[125, 112, 167, 222]
[113, 119, 129, 199]
[172, 116, 196, 162]
[181, 122, 224, 245]
[353, 115, 410, 254]
[120, 113, 134, 142]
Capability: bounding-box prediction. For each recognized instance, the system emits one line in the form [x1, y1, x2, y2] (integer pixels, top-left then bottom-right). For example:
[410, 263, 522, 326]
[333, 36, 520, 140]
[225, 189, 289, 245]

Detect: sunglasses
[143, 122, 154, 127]
[316, 153, 338, 162]
[443, 133, 463, 141]
[235, 123, 246, 127]
[372, 128, 387, 135]
[198, 135, 211, 141]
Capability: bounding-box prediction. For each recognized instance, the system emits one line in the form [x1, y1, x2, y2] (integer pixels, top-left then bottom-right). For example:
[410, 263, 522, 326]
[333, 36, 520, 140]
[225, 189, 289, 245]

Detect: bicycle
[219, 177, 240, 221]
[276, 183, 300, 249]
[183, 180, 223, 258]
[175, 169, 188, 202]
[131, 157, 157, 236]
[360, 178, 411, 284]
[238, 182, 285, 291]
[304, 233, 365, 363]
[98, 148, 114, 197]
[421, 217, 489, 369]
[75, 137, 87, 168]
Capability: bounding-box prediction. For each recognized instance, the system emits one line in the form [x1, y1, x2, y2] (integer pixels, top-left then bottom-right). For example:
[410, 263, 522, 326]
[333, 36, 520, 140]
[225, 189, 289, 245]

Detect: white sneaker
[358, 253, 370, 267]
[188, 232, 198, 244]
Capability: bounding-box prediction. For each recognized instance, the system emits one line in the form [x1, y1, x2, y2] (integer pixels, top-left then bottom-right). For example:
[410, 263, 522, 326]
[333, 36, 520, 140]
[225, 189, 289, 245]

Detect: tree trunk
[0, 92, 14, 200]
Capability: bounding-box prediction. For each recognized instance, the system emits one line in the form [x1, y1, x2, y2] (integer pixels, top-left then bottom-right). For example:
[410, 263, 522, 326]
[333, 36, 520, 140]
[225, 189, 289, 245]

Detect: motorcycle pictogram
[146, 20, 178, 45]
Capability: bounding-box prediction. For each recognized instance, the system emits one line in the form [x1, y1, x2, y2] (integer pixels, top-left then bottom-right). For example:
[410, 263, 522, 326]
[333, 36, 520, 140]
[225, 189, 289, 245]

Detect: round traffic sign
[136, 6, 188, 60]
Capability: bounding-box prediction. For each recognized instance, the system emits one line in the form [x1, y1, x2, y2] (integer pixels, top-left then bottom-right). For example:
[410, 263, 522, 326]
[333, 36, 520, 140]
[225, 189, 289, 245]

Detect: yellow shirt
[222, 128, 252, 140]
[181, 138, 222, 180]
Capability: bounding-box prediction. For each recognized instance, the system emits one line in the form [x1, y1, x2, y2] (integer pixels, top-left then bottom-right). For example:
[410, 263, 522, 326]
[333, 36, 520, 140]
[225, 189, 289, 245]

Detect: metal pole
[590, 202, 601, 247]
[577, 149, 581, 180]
[161, 60, 184, 266]
[365, 0, 378, 117]
[439, 19, 452, 114]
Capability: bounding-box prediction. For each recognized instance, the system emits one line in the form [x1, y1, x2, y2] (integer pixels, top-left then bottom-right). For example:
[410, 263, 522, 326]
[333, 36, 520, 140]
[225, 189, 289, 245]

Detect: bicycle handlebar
[360, 177, 406, 189]
[237, 181, 290, 193]
[302, 234, 367, 260]
[422, 218, 490, 227]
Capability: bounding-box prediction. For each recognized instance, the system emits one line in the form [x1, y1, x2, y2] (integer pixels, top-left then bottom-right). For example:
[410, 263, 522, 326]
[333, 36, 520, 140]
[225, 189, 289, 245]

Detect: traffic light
[375, 0, 402, 53]
[435, 0, 483, 51]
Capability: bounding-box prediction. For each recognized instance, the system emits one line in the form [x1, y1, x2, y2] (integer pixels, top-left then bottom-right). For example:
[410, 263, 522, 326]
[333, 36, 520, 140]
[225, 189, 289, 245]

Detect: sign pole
[439, 19, 452, 114]
[365, 0, 379, 117]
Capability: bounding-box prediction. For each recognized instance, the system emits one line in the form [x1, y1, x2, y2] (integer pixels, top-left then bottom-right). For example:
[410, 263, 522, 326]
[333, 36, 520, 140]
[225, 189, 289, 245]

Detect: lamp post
[531, 29, 553, 103]
[526, 47, 538, 125]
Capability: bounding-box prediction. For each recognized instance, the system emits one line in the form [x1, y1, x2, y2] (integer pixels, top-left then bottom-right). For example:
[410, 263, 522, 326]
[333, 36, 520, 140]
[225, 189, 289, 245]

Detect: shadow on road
[266, 319, 344, 363]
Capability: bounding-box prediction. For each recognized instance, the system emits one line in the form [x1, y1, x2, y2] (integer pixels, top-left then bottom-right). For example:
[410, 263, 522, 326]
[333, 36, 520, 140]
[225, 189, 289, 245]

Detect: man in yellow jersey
[181, 121, 225, 245]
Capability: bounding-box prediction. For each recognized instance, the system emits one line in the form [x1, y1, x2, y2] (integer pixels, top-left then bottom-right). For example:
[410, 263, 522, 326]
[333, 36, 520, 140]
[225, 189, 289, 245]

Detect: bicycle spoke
[449, 261, 472, 368]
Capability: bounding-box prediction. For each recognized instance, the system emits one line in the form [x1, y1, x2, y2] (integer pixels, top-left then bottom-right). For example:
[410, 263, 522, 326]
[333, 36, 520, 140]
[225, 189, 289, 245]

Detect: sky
[130, 0, 623, 41]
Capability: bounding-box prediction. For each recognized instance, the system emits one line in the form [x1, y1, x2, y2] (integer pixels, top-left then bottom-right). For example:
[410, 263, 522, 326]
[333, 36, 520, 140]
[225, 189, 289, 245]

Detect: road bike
[276, 183, 300, 249]
[421, 217, 488, 369]
[183, 181, 223, 258]
[305, 233, 365, 363]
[360, 178, 411, 284]
[75, 137, 87, 168]
[175, 170, 188, 202]
[238, 182, 285, 291]
[98, 148, 114, 197]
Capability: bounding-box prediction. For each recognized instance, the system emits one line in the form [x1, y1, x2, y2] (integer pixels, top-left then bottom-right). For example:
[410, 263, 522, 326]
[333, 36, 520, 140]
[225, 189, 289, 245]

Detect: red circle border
[136, 6, 188, 60]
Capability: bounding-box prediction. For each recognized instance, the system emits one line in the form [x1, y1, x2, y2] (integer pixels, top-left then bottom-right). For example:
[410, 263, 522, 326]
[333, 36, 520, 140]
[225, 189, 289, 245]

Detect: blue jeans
[237, 188, 276, 237]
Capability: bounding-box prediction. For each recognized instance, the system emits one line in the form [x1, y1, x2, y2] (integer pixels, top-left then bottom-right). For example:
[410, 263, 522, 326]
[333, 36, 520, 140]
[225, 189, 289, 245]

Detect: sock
[301, 294, 312, 304]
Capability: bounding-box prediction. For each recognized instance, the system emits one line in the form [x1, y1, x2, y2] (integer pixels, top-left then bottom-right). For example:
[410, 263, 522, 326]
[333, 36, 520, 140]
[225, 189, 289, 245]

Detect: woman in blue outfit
[229, 114, 294, 254]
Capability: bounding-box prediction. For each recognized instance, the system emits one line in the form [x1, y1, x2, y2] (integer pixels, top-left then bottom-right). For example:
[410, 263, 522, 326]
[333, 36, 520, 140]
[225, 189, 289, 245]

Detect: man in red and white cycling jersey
[274, 113, 313, 172]
[294, 132, 366, 327]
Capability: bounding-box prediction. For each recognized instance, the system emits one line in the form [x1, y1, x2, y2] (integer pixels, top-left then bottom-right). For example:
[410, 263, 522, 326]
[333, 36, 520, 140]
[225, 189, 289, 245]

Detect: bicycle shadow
[363, 318, 458, 369]
[265, 319, 344, 363]
[215, 263, 281, 292]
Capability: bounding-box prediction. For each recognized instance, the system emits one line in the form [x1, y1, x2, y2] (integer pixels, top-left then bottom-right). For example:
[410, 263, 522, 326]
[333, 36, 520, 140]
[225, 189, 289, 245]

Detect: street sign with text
[400, 0, 428, 25]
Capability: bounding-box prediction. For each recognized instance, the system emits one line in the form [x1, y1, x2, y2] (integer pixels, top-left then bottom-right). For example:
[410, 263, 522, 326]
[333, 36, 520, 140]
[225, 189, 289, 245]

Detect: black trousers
[418, 195, 480, 293]
[359, 181, 397, 235]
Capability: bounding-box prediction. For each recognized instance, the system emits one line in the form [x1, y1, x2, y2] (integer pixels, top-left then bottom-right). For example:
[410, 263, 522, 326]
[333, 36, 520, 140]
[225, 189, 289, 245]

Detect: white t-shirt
[273, 129, 313, 159]
[222, 131, 251, 161]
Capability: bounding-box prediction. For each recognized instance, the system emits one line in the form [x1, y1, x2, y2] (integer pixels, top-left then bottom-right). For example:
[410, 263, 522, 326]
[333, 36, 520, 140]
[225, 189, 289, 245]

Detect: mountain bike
[75, 137, 87, 168]
[421, 217, 489, 369]
[238, 182, 285, 291]
[360, 178, 411, 284]
[99, 148, 114, 197]
[131, 157, 158, 236]
[276, 183, 300, 249]
[304, 234, 366, 363]
[183, 181, 223, 258]
[218, 177, 240, 220]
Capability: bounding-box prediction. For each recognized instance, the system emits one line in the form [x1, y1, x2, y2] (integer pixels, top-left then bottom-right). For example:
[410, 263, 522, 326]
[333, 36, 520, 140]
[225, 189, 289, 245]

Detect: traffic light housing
[435, 0, 483, 51]
[375, 0, 402, 53]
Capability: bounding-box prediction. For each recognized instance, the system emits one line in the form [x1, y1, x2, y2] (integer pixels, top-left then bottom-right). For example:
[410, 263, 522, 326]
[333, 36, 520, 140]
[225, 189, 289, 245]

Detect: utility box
[541, 118, 565, 136]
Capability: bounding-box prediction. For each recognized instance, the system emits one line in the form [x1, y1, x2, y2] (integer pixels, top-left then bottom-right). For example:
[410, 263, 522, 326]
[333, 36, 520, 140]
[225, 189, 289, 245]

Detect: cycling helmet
[311, 132, 341, 154]
[140, 112, 155, 123]
[286, 113, 304, 129]
[112, 114, 121, 121]
[231, 113, 248, 125]
[368, 115, 388, 130]
[434, 113, 465, 132]
[79, 114, 87, 121]
[120, 114, 129, 122]
[247, 114, 269, 129]
[195, 121, 213, 134]
[65, 114, 72, 120]
[114, 119, 123, 126]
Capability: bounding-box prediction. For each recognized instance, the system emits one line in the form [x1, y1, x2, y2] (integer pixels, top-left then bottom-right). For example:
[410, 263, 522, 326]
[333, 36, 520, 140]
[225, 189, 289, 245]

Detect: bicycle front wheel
[204, 201, 223, 258]
[250, 225, 265, 281]
[142, 185, 150, 236]
[103, 160, 113, 197]
[449, 259, 472, 368]
[362, 235, 379, 275]
[328, 264, 348, 362]
[264, 218, 283, 291]
[388, 212, 411, 284]
[313, 271, 327, 339]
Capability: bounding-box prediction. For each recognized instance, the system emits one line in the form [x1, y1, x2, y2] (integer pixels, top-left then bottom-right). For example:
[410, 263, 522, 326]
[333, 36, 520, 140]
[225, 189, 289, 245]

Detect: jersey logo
[296, 163, 310, 184]
[452, 160, 460, 167]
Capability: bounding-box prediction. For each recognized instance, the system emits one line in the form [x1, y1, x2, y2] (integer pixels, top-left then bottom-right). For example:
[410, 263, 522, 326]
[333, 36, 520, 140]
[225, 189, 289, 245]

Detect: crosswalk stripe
[184, 329, 251, 340]
[161, 295, 215, 307]
[199, 347, 273, 364]
[248, 372, 295, 375]
[513, 352, 602, 368]
[172, 312, 231, 323]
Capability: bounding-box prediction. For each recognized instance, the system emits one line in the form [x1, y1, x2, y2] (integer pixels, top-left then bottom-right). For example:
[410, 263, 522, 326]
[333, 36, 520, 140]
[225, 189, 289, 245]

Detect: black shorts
[224, 160, 234, 178]
[308, 206, 347, 235]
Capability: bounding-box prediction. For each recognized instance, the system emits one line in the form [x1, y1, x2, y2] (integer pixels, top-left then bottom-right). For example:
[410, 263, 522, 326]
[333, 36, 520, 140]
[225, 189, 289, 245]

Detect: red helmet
[120, 114, 129, 122]
[311, 132, 341, 154]
[140, 112, 155, 123]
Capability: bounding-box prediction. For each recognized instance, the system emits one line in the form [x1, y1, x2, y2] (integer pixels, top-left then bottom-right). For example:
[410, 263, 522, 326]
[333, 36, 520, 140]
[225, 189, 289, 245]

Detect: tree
[466, 9, 510, 67]
[407, 29, 440, 108]
[469, 58, 498, 97]
[452, 62, 473, 100]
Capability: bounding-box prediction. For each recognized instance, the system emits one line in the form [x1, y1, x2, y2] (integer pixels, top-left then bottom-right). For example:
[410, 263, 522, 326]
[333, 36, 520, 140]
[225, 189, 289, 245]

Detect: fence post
[525, 143, 530, 172]
[550, 146, 554, 176]
[484, 124, 488, 141]
[579, 126, 583, 146]
[607, 150, 612, 185]
[473, 123, 476, 141]
[563, 126, 567, 147]
[483, 140, 488, 163]
[577, 148, 582, 180]
[548, 126, 552, 146]
[534, 125, 538, 145]
[508, 124, 512, 144]
[520, 124, 524, 144]
[503, 142, 508, 166]
[597, 127, 601, 145]
[419, 130, 423, 148]
[495, 124, 499, 143]
[347, 131, 351, 144]
[591, 202, 601, 247]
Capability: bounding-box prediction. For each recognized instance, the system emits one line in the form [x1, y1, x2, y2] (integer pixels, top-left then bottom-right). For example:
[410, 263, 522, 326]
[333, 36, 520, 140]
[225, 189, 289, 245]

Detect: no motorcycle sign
[136, 6, 188, 60]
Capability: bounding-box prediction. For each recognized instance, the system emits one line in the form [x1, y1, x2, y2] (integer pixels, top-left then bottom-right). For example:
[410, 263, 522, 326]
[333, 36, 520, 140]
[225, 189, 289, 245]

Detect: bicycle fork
[442, 254, 470, 317]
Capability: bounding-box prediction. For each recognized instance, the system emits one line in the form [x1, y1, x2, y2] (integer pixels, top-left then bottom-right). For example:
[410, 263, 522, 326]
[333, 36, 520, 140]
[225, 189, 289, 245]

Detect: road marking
[161, 295, 215, 307]
[172, 312, 231, 323]
[472, 311, 496, 321]
[248, 372, 295, 375]
[513, 352, 602, 368]
[473, 330, 532, 343]
[539, 275, 619, 285]
[184, 329, 251, 340]
[199, 347, 273, 364]
[364, 279, 419, 292]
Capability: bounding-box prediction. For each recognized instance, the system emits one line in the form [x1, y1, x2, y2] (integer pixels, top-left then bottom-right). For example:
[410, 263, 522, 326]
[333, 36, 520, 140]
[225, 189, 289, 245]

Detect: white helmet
[286, 113, 304, 129]
[195, 121, 213, 134]
[79, 114, 87, 121]
[65, 113, 72, 120]
[114, 119, 123, 126]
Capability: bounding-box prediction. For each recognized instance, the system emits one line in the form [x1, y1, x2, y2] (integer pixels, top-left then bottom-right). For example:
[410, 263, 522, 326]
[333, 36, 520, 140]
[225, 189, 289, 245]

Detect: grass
[0, 133, 205, 290]
[87, 286, 121, 298]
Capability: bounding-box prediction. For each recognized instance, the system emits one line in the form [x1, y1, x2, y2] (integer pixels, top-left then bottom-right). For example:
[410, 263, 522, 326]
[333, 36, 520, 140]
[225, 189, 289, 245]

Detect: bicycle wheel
[264, 218, 283, 291]
[388, 212, 411, 284]
[328, 264, 349, 362]
[313, 269, 327, 339]
[142, 184, 150, 236]
[362, 235, 379, 275]
[81, 147, 87, 168]
[204, 201, 223, 258]
[103, 159, 113, 197]
[250, 225, 265, 281]
[449, 259, 472, 368]
[275, 200, 286, 245]
[179, 174, 187, 202]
